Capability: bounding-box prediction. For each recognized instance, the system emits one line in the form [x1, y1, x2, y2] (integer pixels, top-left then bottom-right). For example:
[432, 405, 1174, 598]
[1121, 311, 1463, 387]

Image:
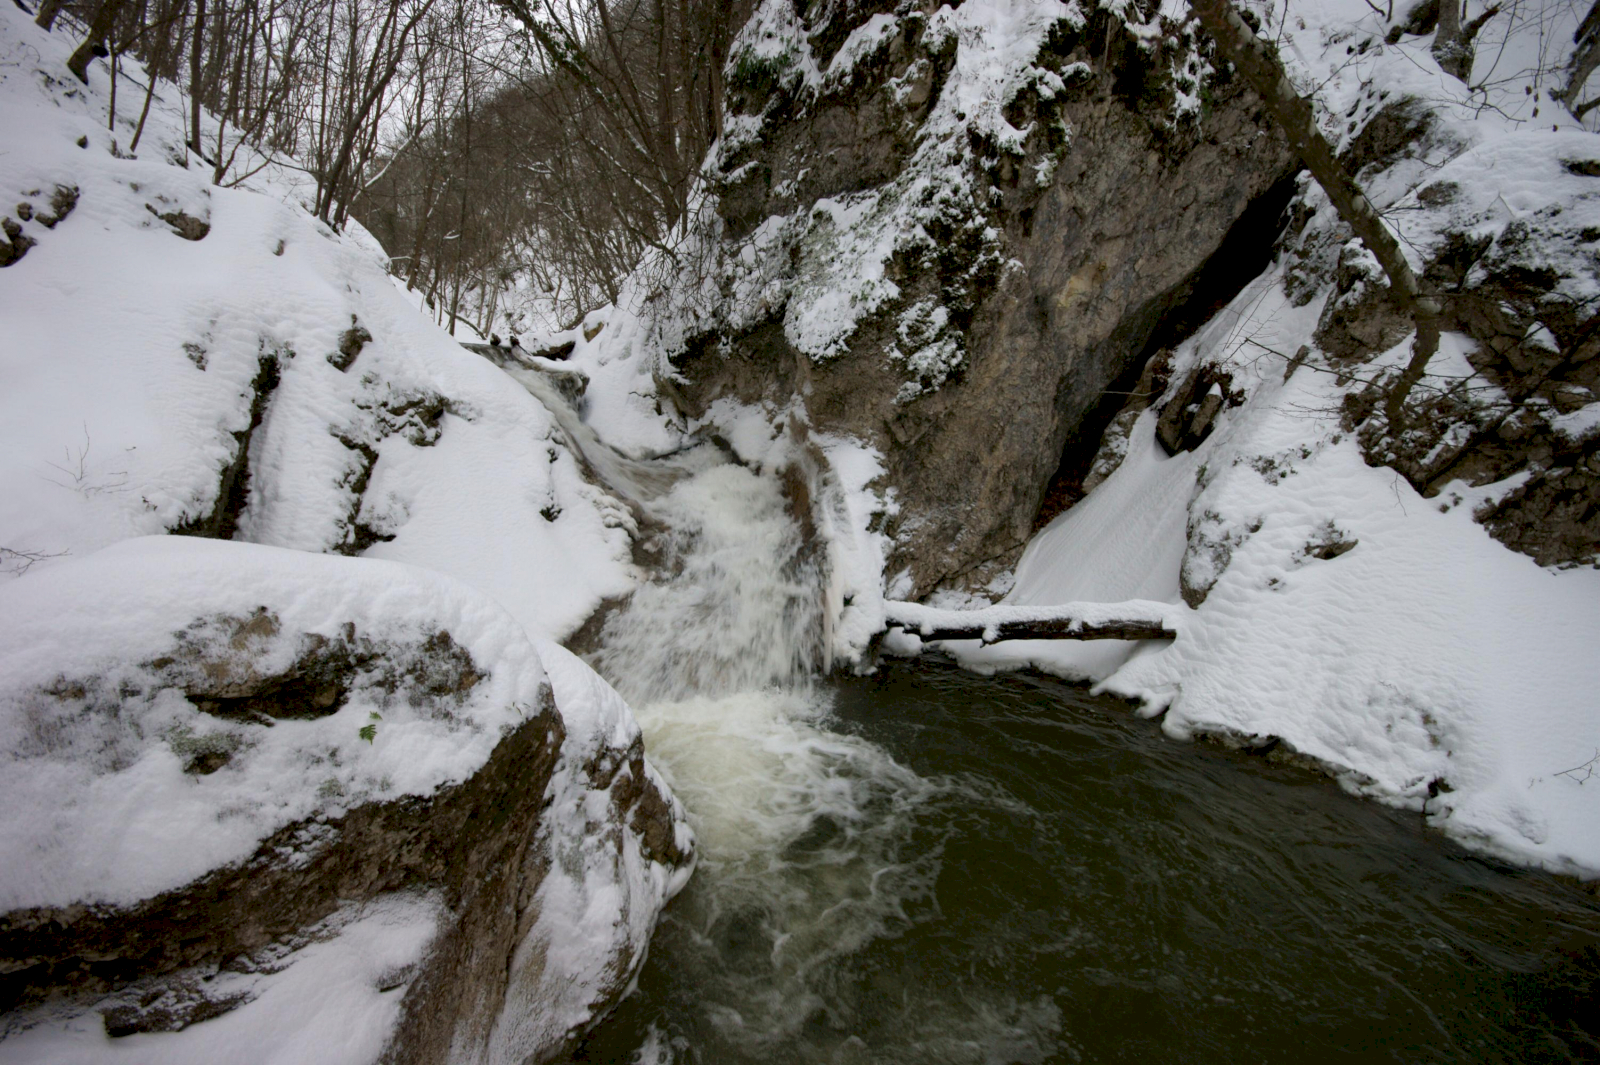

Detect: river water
[570, 658, 1600, 1064]
[511, 369, 1600, 1064]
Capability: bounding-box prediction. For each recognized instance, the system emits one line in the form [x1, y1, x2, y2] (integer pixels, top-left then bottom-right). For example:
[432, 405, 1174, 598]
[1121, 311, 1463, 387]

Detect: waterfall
[506, 368, 968, 1055]
[595, 463, 827, 703]
[508, 364, 831, 703]
[509, 369, 1060, 1062]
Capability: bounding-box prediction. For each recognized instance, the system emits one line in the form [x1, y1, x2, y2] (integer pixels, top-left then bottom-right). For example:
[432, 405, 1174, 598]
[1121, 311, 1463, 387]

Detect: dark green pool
[571, 659, 1600, 1064]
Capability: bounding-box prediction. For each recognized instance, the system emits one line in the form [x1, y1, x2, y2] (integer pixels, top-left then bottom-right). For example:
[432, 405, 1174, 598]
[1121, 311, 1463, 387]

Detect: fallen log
[881, 599, 1180, 644]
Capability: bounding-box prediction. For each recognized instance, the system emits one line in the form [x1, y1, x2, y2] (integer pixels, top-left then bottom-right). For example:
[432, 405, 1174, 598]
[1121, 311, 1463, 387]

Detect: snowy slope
[0, 4, 635, 643]
[0, 6, 691, 1058]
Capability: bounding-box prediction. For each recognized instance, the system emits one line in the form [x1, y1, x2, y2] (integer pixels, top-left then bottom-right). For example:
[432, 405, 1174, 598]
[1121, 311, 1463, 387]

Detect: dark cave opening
[1032, 169, 1304, 532]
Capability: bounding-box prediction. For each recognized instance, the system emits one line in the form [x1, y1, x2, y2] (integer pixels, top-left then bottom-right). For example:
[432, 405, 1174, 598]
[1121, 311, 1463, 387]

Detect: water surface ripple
[574, 659, 1600, 1064]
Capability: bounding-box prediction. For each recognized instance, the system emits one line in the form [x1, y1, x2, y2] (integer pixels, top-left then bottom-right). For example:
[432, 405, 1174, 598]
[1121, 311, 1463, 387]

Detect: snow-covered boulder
[0, 537, 691, 1063]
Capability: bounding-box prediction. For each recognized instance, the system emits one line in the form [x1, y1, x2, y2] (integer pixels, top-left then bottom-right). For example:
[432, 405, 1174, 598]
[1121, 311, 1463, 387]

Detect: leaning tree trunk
[1432, 1, 1500, 84]
[1433, 0, 1466, 78]
[1562, 2, 1600, 116]
[67, 0, 130, 82]
[1188, 0, 1441, 426]
[881, 601, 1180, 645]
[34, 0, 64, 31]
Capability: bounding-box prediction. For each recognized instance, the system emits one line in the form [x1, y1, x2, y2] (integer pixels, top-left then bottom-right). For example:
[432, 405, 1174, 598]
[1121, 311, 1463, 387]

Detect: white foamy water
[596, 463, 826, 703]
[513, 369, 1060, 1061]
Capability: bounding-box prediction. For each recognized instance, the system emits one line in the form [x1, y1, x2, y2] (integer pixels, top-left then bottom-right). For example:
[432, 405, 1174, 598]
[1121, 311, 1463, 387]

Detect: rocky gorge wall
[647, 0, 1296, 595]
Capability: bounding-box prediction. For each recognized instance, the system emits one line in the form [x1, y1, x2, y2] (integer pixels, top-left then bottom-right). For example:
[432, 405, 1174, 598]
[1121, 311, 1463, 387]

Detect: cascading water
[506, 368, 1045, 1059]
[594, 464, 825, 702]
[509, 366, 1600, 1065]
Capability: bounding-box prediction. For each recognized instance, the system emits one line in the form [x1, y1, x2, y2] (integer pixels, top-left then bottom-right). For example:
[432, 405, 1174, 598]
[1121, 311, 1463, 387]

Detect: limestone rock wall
[652, 0, 1295, 595]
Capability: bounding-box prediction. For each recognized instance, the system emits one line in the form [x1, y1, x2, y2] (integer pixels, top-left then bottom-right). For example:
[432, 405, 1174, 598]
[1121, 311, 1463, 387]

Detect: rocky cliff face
[647, 0, 1295, 595]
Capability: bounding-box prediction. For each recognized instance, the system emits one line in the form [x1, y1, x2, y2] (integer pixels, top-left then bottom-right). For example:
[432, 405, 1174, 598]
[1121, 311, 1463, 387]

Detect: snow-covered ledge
[881, 599, 1182, 645]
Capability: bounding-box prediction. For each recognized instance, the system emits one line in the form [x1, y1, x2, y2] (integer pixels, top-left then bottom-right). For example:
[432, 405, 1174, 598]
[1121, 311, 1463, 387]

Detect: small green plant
[359, 711, 382, 743]
[728, 48, 795, 98]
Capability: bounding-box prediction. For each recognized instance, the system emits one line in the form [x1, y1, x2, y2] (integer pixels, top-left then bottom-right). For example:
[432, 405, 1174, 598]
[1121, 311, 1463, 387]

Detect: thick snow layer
[563, 306, 691, 457]
[949, 251, 1600, 876]
[486, 641, 695, 1060]
[1106, 373, 1600, 874]
[0, 892, 443, 1065]
[813, 431, 896, 664]
[0, 536, 549, 910]
[0, 4, 633, 643]
[0, 534, 692, 1056]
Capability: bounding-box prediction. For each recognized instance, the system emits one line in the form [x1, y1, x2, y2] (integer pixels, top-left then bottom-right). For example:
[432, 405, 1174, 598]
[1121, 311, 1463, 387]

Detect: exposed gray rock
[1156, 363, 1241, 456]
[37, 184, 78, 228]
[0, 216, 33, 266]
[656, 1, 1296, 596]
[146, 203, 210, 240]
[329, 317, 373, 371]
[170, 347, 284, 540]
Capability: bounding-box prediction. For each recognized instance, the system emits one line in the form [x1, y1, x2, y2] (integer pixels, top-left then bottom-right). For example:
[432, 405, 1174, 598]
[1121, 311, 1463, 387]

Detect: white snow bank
[0, 892, 442, 1065]
[0, 536, 550, 910]
[813, 431, 896, 665]
[1105, 364, 1600, 876]
[0, 536, 693, 1057]
[0, 9, 693, 1058]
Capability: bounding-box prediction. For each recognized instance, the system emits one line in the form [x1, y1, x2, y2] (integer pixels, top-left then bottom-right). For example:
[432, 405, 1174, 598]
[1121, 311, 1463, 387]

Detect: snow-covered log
[881, 600, 1181, 645]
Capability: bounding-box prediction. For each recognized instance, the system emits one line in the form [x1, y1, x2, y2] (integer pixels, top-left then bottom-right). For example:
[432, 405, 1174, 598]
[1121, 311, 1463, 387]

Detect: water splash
[595, 464, 826, 704]
[511, 368, 1054, 1062]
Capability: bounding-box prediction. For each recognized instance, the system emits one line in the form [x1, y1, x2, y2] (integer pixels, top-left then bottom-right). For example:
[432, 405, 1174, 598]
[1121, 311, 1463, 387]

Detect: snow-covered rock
[592, 0, 1296, 597]
[0, 537, 691, 1063]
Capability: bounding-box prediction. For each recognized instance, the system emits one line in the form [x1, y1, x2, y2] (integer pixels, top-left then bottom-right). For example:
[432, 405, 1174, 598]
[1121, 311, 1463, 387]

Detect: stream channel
[510, 368, 1600, 1065]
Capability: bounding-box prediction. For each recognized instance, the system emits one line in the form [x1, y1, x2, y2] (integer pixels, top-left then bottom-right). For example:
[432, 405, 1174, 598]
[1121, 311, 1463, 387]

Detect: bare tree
[35, 0, 65, 31]
[69, 0, 134, 81]
[352, 0, 746, 330]
[1562, 1, 1600, 116]
[1189, 0, 1442, 426]
[1433, 1, 1502, 83]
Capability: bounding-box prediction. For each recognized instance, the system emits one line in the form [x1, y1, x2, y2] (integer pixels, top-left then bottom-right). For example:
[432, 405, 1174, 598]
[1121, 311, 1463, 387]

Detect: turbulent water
[516, 370, 1600, 1064]
[586, 663, 1600, 1064]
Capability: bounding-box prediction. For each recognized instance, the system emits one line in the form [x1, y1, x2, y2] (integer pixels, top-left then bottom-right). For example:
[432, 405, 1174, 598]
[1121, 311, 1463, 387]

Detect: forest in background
[24, 0, 1600, 337]
[25, 0, 750, 334]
